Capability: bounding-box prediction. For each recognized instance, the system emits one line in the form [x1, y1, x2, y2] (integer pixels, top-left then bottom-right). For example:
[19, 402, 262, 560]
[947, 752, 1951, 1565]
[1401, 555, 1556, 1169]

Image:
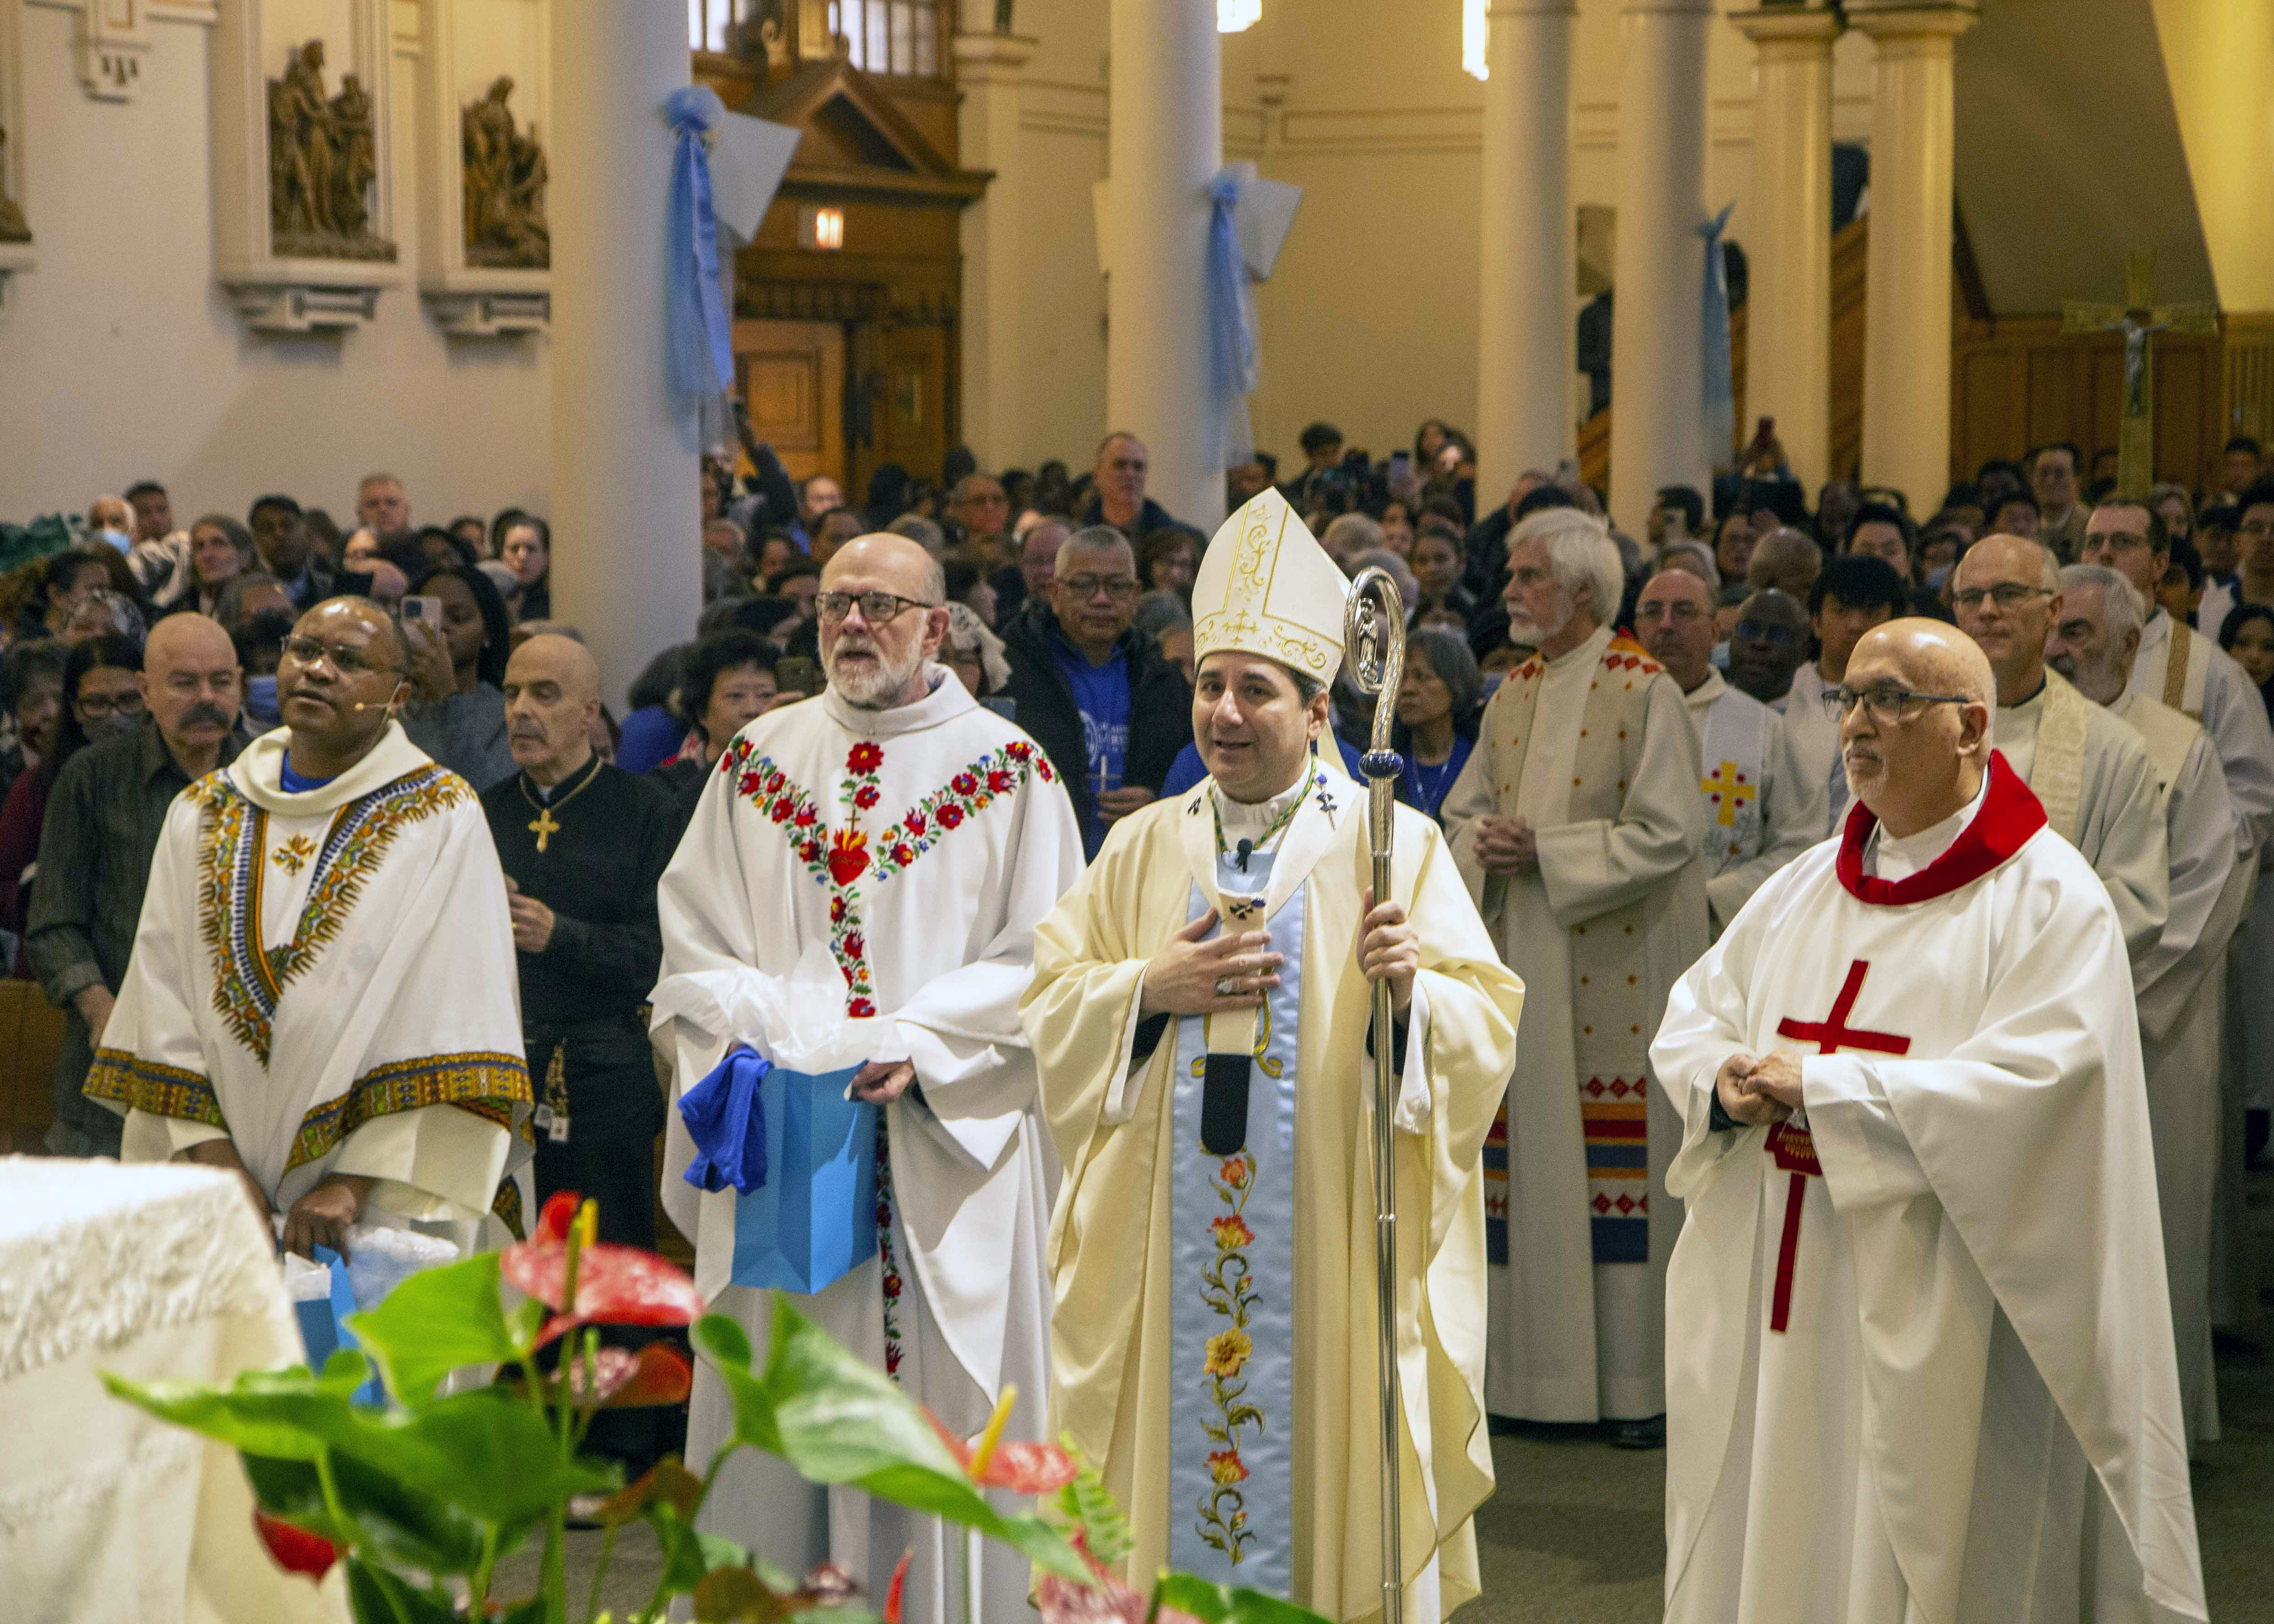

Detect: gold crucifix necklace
[519, 757, 601, 852]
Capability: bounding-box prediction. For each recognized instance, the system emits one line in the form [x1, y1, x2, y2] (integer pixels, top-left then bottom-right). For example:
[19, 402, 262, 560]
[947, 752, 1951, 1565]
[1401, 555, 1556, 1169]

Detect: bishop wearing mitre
[1023, 490, 1523, 1621]
[1652, 618, 2206, 1624]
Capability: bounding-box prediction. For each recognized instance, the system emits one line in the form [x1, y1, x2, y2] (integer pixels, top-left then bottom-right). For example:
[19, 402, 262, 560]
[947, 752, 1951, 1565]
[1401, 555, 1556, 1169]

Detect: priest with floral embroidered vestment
[88, 598, 532, 1259]
[654, 534, 1083, 1624]
[1650, 620, 2206, 1624]
[1022, 490, 1523, 1623]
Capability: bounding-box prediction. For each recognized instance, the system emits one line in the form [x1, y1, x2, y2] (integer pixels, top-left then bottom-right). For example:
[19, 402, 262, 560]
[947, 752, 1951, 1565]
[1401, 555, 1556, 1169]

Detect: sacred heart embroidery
[827, 829, 870, 886]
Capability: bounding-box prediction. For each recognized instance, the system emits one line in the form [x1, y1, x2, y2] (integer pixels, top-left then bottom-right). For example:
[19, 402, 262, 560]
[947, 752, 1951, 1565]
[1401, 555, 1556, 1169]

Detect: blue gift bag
[293, 1244, 386, 1405]
[682, 1050, 878, 1294]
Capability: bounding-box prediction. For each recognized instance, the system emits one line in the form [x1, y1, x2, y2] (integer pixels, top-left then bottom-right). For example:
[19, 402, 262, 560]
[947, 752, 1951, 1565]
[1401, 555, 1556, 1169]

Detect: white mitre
[1193, 488, 1349, 686]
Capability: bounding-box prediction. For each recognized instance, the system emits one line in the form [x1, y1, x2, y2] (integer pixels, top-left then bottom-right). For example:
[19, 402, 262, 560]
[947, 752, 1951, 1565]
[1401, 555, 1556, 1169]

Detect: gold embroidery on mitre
[1192, 489, 1346, 683]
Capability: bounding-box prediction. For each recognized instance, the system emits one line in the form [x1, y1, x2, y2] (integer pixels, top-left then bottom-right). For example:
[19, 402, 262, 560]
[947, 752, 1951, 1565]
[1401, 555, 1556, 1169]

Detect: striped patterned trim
[1581, 1077, 1650, 1264]
[492, 1179, 525, 1241]
[83, 1048, 225, 1128]
[1482, 1106, 1510, 1268]
[284, 1051, 532, 1174]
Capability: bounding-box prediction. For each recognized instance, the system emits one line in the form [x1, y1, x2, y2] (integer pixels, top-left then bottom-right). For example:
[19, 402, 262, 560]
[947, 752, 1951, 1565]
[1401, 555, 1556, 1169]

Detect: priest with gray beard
[2047, 563, 2244, 1447]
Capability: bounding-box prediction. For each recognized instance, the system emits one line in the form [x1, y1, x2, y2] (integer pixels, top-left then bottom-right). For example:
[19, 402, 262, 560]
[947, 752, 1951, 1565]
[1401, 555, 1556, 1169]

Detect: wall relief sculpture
[0, 127, 30, 243]
[268, 39, 396, 261]
[462, 76, 548, 269]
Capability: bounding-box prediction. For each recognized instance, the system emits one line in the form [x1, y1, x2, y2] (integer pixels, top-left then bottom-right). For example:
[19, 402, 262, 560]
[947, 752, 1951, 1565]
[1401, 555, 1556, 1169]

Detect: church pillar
[955, 30, 1036, 473]
[1731, 5, 1841, 496]
[1850, 1, 1977, 511]
[1106, 0, 1224, 529]
[1607, 0, 1713, 536]
[1475, 0, 1578, 506]
[548, 0, 701, 702]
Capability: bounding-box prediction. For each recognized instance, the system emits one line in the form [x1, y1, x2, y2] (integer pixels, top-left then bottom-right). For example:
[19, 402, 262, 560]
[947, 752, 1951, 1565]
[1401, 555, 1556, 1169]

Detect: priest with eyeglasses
[1652, 617, 2206, 1624]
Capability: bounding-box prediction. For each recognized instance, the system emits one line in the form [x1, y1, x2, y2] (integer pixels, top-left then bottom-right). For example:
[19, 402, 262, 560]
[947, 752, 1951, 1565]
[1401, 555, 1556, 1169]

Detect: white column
[1607, 0, 1713, 536]
[1731, 5, 1841, 495]
[1475, 0, 1578, 506]
[1106, 0, 1223, 530]
[549, 1, 701, 705]
[1851, 1, 1977, 512]
[955, 31, 1036, 472]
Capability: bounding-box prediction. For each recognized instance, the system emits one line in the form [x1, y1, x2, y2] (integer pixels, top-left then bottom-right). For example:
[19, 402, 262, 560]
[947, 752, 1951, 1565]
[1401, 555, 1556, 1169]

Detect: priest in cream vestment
[2051, 564, 2247, 1448]
[1440, 507, 1707, 1430]
[90, 598, 531, 1251]
[1024, 492, 1522, 1622]
[1652, 619, 2206, 1624]
[1952, 536, 2169, 961]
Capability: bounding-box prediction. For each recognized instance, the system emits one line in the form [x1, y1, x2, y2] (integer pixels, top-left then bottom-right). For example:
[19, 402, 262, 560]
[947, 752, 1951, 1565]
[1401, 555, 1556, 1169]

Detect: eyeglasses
[814, 591, 935, 625]
[75, 691, 146, 719]
[1057, 576, 1141, 603]
[281, 635, 401, 678]
[1820, 686, 1974, 724]
[1636, 602, 1706, 623]
[1951, 583, 2054, 612]
[1734, 620, 1798, 646]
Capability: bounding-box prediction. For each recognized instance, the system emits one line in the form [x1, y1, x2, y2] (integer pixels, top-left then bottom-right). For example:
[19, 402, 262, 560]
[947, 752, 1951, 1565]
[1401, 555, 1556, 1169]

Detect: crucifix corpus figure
[1648, 618, 2207, 1622]
[2062, 248, 2217, 500]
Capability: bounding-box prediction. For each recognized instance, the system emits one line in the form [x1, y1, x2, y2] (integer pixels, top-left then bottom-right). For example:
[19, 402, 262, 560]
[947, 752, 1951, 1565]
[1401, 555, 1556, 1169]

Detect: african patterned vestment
[90, 722, 531, 1233]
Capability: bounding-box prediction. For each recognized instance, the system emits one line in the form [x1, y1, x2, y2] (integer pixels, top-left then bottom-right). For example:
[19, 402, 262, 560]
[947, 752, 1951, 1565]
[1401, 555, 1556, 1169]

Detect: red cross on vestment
[1762, 959, 1911, 1332]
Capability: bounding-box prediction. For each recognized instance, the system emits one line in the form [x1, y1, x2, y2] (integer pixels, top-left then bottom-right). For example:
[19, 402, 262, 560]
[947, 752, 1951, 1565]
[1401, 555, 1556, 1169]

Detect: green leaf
[341, 1556, 460, 1624]
[240, 1450, 489, 1576]
[691, 1315, 779, 1456]
[646, 1501, 750, 1594]
[101, 1367, 358, 1461]
[346, 1252, 522, 1406]
[1146, 1574, 1334, 1624]
[1047, 1436, 1134, 1570]
[692, 1565, 790, 1622]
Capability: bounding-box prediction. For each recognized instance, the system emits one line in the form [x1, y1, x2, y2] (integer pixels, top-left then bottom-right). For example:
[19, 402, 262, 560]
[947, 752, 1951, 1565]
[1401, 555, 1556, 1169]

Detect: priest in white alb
[1439, 506, 1707, 1443]
[656, 534, 1083, 1624]
[1951, 533, 2170, 961]
[1633, 569, 1824, 933]
[1022, 490, 1522, 1621]
[1652, 618, 2206, 1624]
[2050, 563, 2246, 1446]
[89, 597, 532, 1254]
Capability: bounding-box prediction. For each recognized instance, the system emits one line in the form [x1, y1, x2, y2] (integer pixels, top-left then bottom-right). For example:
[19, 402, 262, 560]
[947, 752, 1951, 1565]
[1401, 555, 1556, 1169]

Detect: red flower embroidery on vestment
[842, 932, 866, 962]
[904, 812, 926, 836]
[952, 773, 978, 796]
[770, 799, 794, 824]
[830, 895, 847, 924]
[848, 742, 884, 772]
[987, 770, 1013, 793]
[854, 784, 880, 809]
[849, 996, 876, 1018]
[937, 804, 963, 830]
[794, 805, 817, 827]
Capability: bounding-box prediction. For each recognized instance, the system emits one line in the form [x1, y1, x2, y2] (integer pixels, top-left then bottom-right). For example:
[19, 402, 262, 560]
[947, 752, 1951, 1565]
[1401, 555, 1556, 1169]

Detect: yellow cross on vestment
[1702, 760, 1754, 827]
[528, 806, 561, 852]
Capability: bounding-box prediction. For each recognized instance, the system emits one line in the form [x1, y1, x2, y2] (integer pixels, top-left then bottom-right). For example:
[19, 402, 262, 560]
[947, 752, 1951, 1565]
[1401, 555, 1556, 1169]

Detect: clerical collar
[524, 752, 600, 803]
[1865, 774, 1988, 882]
[1834, 751, 2048, 906]
[1999, 675, 2049, 713]
[1214, 773, 1307, 839]
[819, 663, 973, 739]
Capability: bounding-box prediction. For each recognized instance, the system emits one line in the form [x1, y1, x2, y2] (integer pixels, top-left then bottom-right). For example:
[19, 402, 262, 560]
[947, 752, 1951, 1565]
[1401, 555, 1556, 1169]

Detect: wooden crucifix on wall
[2062, 249, 2217, 499]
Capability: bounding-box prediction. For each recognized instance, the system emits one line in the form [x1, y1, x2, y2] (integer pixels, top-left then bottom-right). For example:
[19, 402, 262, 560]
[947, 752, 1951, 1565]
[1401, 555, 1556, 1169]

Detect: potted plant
[104, 1191, 1327, 1624]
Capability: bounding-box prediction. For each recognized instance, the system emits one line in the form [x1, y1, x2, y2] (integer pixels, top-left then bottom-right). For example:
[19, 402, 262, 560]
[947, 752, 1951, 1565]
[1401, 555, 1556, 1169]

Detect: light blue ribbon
[1699, 202, 1736, 462]
[665, 85, 735, 399]
[1207, 168, 1259, 410]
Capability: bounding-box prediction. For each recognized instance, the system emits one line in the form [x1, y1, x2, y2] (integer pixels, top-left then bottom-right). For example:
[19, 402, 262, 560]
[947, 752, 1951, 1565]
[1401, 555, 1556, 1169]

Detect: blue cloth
[1160, 735, 1366, 799]
[294, 1245, 384, 1405]
[1206, 168, 1259, 462]
[1399, 732, 1475, 823]
[278, 759, 335, 794]
[1052, 634, 1131, 853]
[618, 705, 690, 775]
[243, 674, 281, 728]
[664, 86, 734, 399]
[679, 1046, 771, 1195]
[1700, 202, 1736, 462]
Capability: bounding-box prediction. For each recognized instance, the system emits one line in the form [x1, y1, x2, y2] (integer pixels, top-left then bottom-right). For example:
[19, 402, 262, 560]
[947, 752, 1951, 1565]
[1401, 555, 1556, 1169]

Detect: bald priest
[1023, 490, 1523, 1622]
[1650, 619, 2205, 1624]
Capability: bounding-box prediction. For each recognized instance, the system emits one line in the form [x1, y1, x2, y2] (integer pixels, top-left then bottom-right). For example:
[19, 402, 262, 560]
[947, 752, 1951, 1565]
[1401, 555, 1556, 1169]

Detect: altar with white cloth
[0, 1158, 347, 1624]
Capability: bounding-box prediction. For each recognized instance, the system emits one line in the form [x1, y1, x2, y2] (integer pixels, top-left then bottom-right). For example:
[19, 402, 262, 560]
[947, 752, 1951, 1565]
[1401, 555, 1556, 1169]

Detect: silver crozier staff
[1345, 565, 1407, 1624]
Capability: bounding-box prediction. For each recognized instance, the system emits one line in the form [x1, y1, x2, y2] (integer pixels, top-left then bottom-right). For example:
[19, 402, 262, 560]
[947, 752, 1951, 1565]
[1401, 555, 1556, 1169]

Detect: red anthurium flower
[552, 1342, 695, 1409]
[883, 1549, 913, 1624]
[254, 1509, 338, 1581]
[504, 1193, 705, 1343]
[923, 1386, 1079, 1495]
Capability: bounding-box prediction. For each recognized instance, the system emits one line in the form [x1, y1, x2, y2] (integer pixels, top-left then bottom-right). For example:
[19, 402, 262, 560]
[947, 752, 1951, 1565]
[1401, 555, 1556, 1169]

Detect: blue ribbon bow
[664, 85, 736, 400]
[1206, 168, 1259, 450]
[1699, 202, 1736, 462]
[679, 1045, 771, 1195]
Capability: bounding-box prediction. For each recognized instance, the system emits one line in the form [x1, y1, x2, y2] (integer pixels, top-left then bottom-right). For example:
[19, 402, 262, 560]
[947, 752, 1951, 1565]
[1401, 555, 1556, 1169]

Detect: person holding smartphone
[397, 563, 518, 791]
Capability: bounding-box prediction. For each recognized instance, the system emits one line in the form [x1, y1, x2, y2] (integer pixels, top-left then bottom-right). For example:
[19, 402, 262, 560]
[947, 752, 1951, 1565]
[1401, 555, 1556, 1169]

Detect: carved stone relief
[0, 127, 28, 243]
[267, 39, 396, 261]
[461, 76, 548, 269]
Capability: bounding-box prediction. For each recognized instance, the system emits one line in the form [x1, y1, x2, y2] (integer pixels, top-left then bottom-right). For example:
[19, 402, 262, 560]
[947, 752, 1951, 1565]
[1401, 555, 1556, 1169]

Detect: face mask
[1925, 564, 1953, 590]
[245, 674, 281, 725]
[83, 711, 139, 743]
[97, 528, 134, 554]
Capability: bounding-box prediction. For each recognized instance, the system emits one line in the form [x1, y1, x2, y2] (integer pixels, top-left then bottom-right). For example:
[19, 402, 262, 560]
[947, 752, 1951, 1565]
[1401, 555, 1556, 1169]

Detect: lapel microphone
[1235, 837, 1254, 873]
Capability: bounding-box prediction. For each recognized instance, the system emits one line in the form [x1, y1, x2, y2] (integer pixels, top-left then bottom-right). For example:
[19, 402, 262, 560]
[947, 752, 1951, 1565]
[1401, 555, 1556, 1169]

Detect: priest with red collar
[1650, 619, 2206, 1624]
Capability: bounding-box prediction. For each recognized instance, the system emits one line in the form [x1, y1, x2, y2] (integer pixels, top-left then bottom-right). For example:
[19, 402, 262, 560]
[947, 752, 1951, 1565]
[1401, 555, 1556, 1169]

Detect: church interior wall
[0, 0, 551, 526]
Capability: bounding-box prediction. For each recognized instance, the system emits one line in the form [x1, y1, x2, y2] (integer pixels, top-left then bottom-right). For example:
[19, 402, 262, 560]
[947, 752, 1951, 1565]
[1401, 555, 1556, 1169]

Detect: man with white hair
[1442, 506, 1708, 1445]
[655, 532, 1083, 1623]
[2049, 562, 2245, 1446]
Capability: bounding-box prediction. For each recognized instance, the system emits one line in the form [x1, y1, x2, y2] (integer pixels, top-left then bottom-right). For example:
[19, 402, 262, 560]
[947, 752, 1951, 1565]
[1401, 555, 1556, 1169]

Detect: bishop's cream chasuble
[89, 725, 531, 1231]
[1651, 754, 2207, 1624]
[1025, 770, 1520, 1623]
[1679, 671, 1826, 933]
[1441, 627, 1707, 1421]
[654, 673, 1083, 1624]
[1994, 669, 2171, 963]
[2110, 690, 2246, 1447]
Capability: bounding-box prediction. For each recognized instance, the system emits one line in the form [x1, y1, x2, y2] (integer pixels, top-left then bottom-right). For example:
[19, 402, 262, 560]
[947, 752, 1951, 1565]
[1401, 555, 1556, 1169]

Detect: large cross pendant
[528, 806, 561, 853]
[1764, 959, 1911, 1332]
